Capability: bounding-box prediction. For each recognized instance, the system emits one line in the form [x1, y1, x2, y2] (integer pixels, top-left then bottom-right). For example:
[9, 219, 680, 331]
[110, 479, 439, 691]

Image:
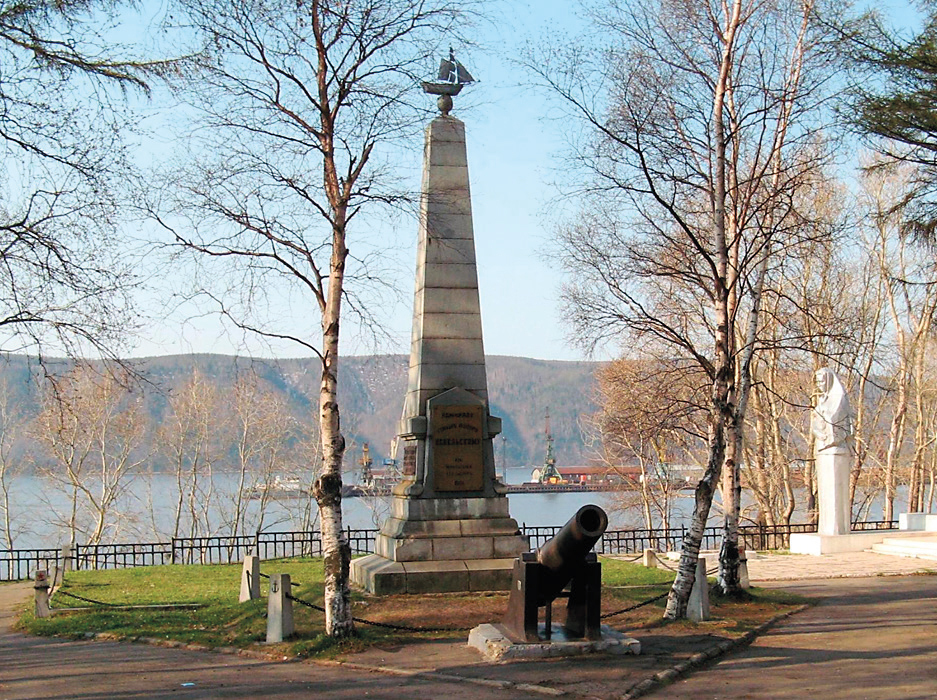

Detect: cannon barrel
[535, 504, 608, 603]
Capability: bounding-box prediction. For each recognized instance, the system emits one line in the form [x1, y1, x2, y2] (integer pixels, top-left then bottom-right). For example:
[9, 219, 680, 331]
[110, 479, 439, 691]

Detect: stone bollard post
[266, 573, 294, 643]
[687, 556, 710, 622]
[49, 564, 63, 594]
[34, 569, 51, 619]
[642, 549, 658, 568]
[60, 544, 72, 572]
[739, 548, 750, 590]
[240, 555, 260, 602]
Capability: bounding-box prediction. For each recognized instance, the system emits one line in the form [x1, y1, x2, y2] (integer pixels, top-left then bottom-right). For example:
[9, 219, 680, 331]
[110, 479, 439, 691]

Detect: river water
[2, 465, 898, 550]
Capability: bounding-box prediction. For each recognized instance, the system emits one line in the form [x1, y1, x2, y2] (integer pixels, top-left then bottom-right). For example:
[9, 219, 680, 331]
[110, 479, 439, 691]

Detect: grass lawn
[18, 555, 808, 659]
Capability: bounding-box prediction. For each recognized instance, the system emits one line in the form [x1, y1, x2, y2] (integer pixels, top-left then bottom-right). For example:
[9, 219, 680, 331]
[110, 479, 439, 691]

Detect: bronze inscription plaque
[431, 404, 484, 491]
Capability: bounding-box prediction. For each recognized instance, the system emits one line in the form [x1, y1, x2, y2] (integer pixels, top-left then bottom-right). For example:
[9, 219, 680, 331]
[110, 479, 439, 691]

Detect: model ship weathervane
[422, 47, 475, 115]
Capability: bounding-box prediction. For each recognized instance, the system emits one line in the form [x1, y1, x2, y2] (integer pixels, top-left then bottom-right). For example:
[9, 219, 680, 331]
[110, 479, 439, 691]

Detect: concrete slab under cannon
[467, 623, 641, 662]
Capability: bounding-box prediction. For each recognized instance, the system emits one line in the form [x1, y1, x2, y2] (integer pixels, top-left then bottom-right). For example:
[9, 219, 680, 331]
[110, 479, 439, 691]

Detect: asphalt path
[662, 575, 937, 700]
[4, 572, 937, 699]
[0, 583, 538, 700]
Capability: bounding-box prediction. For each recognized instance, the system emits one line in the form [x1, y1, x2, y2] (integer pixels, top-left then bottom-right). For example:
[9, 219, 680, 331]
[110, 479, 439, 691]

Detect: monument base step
[790, 530, 937, 556]
[872, 535, 937, 561]
[899, 512, 937, 531]
[350, 554, 517, 595]
[789, 531, 898, 555]
[374, 529, 528, 563]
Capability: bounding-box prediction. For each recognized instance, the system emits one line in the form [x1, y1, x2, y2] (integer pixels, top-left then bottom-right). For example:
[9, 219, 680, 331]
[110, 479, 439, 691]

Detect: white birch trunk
[665, 0, 741, 618]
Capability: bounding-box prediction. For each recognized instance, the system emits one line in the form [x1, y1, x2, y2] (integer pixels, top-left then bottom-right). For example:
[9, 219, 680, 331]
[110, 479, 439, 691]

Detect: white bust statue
[811, 367, 853, 454]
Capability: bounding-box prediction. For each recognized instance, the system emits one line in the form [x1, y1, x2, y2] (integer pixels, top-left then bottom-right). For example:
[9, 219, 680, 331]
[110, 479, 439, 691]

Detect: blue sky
[125, 0, 919, 363]
[128, 0, 598, 362]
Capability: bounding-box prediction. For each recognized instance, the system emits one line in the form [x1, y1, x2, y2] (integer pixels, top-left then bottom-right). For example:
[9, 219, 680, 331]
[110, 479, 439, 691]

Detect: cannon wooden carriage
[501, 504, 608, 643]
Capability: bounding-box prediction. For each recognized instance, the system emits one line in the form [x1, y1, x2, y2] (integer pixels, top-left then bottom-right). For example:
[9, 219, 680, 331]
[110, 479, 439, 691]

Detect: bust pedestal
[817, 447, 851, 536]
[790, 446, 858, 554]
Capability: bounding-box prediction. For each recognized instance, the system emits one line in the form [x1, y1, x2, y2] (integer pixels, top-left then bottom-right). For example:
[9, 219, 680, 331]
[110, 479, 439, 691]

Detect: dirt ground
[351, 585, 794, 637]
[336, 586, 803, 698]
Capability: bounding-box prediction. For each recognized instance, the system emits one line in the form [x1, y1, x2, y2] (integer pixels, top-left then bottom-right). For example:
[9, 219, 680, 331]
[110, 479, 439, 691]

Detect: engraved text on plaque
[431, 404, 484, 491]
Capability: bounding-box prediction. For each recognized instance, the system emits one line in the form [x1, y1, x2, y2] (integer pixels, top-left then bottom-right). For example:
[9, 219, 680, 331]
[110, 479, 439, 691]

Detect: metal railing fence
[0, 519, 898, 581]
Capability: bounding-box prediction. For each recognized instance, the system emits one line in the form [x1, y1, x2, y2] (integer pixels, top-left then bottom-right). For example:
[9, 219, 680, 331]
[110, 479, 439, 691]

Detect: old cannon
[502, 504, 608, 643]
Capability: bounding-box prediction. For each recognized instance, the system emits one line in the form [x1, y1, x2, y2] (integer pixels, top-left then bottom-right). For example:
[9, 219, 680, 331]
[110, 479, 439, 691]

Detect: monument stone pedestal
[350, 110, 527, 594]
[351, 389, 528, 595]
[792, 369, 866, 555]
[351, 490, 528, 595]
[816, 449, 851, 536]
[791, 447, 859, 554]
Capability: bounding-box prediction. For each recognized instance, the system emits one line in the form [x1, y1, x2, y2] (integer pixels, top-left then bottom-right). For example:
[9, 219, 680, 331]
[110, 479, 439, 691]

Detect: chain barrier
[258, 571, 301, 587]
[49, 559, 702, 628]
[55, 584, 671, 626]
[613, 553, 644, 563]
[600, 591, 670, 619]
[285, 586, 671, 629]
[53, 589, 120, 608]
[284, 592, 325, 613]
[649, 556, 720, 578]
[284, 592, 471, 633]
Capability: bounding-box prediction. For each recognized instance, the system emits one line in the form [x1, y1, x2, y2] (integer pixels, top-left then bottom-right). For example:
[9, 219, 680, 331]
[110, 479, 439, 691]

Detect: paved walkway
[746, 549, 937, 581]
[663, 575, 937, 699]
[1, 551, 935, 699]
[0, 584, 533, 700]
[665, 548, 937, 582]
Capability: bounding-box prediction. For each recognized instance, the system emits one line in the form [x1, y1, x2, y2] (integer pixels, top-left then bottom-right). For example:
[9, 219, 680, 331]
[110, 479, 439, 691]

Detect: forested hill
[0, 354, 602, 468]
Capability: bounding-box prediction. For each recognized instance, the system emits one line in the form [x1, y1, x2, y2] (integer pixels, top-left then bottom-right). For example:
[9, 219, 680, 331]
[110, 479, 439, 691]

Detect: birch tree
[861, 164, 937, 520]
[592, 359, 707, 530]
[0, 1, 182, 357]
[225, 370, 299, 536]
[156, 368, 223, 539]
[0, 376, 28, 550]
[537, 0, 840, 614]
[34, 365, 146, 546]
[154, 0, 470, 637]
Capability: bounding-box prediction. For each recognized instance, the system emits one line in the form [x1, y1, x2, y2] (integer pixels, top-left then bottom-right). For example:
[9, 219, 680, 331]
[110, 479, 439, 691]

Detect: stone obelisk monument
[351, 54, 527, 594]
